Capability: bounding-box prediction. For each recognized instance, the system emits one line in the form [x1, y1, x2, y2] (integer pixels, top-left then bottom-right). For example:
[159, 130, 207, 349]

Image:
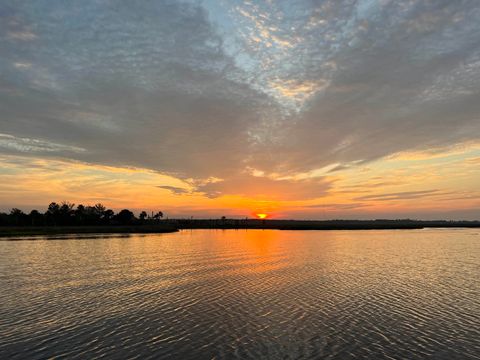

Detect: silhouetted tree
[29, 210, 44, 226]
[102, 209, 115, 224]
[116, 209, 135, 225]
[153, 211, 163, 222]
[0, 201, 167, 228]
[10, 208, 27, 226]
[0, 212, 9, 226]
[59, 202, 75, 225]
[47, 202, 60, 213]
[46, 202, 60, 225]
[80, 204, 104, 225]
[94, 203, 106, 216]
[74, 204, 86, 225]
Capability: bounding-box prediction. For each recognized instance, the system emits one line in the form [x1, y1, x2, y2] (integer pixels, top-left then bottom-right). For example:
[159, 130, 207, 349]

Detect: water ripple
[0, 229, 479, 359]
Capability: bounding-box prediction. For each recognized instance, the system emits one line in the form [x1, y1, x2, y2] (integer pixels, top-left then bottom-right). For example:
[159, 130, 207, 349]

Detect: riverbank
[170, 219, 480, 230]
[1, 219, 479, 237]
[0, 225, 178, 238]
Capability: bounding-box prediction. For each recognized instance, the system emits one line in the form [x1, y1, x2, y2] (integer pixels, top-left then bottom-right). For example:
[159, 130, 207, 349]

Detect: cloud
[354, 190, 444, 202]
[6, 30, 37, 41]
[305, 203, 370, 210]
[0, 154, 196, 212]
[0, 133, 85, 154]
[0, 0, 480, 200]
[0, 0, 276, 181]
[246, 0, 480, 174]
[157, 185, 190, 195]
[196, 173, 332, 201]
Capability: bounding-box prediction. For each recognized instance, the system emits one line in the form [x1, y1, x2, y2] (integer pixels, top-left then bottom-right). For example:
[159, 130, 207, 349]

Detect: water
[0, 229, 479, 359]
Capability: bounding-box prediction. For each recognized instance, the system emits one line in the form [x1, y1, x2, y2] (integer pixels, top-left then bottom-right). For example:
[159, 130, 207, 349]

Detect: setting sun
[1, 1, 480, 359]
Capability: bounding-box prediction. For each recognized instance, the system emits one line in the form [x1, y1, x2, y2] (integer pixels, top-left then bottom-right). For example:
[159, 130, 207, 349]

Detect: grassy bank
[0, 225, 178, 238]
[170, 219, 480, 230]
[1, 219, 479, 238]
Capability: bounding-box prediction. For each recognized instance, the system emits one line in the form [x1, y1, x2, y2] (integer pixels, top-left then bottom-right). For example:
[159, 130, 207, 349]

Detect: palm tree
[153, 211, 163, 222]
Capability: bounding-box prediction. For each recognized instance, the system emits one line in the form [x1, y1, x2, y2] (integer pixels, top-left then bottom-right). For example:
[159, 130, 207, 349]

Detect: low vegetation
[1, 202, 479, 237]
[0, 202, 164, 227]
[0, 202, 177, 236]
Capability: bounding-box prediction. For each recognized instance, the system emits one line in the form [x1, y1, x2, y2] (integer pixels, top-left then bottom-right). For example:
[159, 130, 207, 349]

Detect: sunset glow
[0, 1, 479, 220]
[2, 3, 480, 359]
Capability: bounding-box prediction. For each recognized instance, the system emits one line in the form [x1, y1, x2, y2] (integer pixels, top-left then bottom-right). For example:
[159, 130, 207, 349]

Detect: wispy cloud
[0, 133, 85, 154]
[354, 190, 444, 202]
[6, 30, 37, 41]
[195, 173, 332, 201]
[157, 185, 191, 195]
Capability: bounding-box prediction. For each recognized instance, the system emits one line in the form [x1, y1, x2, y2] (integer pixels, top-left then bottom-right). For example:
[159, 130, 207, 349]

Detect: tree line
[0, 202, 164, 227]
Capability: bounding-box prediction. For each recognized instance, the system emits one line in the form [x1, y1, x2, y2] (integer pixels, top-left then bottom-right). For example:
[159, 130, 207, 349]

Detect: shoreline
[1, 219, 479, 238]
[173, 219, 480, 230]
[0, 225, 178, 238]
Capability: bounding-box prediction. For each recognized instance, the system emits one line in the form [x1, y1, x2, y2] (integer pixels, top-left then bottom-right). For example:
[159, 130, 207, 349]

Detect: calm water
[0, 229, 479, 359]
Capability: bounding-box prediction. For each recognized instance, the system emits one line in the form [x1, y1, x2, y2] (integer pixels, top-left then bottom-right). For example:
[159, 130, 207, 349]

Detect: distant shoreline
[1, 219, 479, 238]
[173, 219, 480, 230]
[0, 225, 178, 238]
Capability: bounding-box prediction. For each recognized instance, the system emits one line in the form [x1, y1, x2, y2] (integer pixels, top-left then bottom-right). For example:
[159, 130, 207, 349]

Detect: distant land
[1, 219, 480, 238]
[173, 218, 480, 230]
[3, 202, 479, 238]
[0, 225, 178, 238]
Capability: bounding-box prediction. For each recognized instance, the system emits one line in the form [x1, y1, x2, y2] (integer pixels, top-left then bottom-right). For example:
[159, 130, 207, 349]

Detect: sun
[256, 213, 268, 219]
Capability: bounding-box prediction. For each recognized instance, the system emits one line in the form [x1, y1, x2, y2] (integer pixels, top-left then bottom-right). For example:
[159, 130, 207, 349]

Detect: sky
[0, 0, 479, 219]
